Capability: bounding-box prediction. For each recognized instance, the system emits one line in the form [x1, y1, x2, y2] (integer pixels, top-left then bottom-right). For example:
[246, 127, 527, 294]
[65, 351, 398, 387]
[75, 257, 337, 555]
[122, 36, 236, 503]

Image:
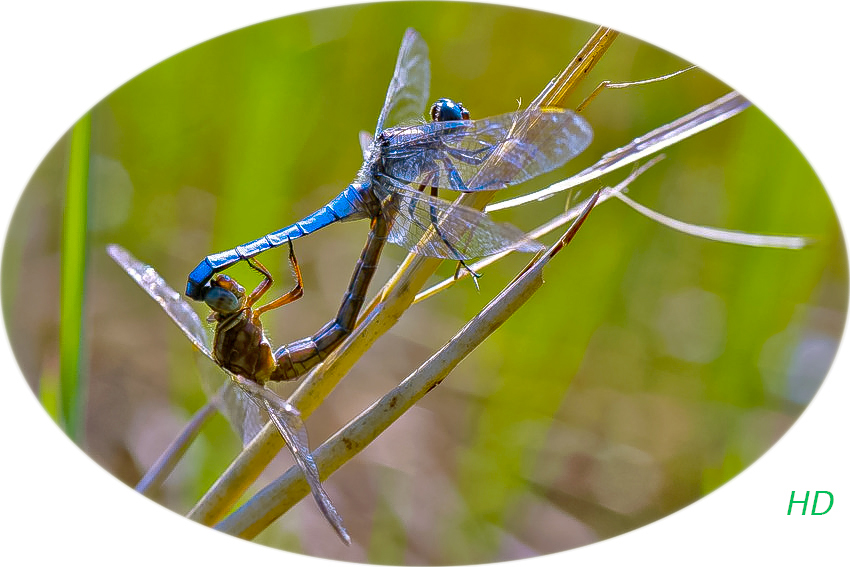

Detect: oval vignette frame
[1, 1, 847, 566]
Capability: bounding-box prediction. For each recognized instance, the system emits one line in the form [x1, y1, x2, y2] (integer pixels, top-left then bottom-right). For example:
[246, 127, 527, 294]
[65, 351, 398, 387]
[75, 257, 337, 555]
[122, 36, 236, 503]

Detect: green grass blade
[60, 112, 91, 442]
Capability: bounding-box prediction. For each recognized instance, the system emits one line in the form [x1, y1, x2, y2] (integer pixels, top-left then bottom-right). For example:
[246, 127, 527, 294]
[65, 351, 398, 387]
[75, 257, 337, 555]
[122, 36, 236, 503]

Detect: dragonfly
[186, 27, 594, 302]
[107, 244, 351, 545]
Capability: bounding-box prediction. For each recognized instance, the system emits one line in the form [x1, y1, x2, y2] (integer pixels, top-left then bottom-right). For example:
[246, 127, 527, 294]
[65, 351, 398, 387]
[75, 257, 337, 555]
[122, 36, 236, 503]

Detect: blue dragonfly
[186, 28, 594, 302]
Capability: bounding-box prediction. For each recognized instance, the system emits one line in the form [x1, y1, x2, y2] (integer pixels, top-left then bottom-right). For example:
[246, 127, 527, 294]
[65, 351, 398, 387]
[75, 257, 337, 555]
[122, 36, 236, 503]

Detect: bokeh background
[2, 2, 845, 564]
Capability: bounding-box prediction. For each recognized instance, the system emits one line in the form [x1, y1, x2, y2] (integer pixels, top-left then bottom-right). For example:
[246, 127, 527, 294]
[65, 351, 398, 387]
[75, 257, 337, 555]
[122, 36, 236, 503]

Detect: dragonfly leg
[408, 172, 436, 226]
[403, 171, 483, 285]
[242, 258, 275, 309]
[453, 260, 481, 289]
[252, 239, 305, 316]
[434, 152, 505, 193]
[422, 182, 482, 285]
[405, 172, 445, 235]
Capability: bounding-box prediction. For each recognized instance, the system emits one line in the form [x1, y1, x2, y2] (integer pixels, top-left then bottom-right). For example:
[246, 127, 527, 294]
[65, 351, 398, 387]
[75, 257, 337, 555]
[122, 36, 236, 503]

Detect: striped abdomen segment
[270, 213, 389, 381]
[186, 183, 376, 299]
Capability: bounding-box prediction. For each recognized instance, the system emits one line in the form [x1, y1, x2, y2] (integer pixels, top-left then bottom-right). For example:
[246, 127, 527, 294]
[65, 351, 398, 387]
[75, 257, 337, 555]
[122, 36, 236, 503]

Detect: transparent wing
[381, 108, 593, 192]
[359, 130, 372, 160]
[107, 245, 267, 445]
[376, 184, 544, 259]
[107, 245, 212, 357]
[373, 28, 430, 136]
[217, 378, 269, 444]
[108, 245, 349, 542]
[231, 375, 351, 545]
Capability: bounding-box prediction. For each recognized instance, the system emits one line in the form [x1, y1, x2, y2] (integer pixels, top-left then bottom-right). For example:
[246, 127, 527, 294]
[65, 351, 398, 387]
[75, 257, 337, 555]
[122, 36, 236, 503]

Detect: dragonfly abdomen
[270, 214, 389, 382]
[186, 183, 377, 299]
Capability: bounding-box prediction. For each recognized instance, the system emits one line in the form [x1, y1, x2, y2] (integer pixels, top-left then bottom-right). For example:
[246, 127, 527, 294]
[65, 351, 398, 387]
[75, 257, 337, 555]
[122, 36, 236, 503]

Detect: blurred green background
[2, 2, 845, 564]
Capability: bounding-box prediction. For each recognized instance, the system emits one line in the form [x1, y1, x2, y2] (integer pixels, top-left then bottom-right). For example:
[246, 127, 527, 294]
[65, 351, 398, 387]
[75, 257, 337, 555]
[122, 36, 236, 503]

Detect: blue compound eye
[430, 98, 470, 122]
[203, 285, 241, 313]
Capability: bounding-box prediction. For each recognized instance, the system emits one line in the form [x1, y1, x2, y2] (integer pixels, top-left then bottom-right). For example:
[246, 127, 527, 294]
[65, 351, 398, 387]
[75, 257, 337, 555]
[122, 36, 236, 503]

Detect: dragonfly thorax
[374, 97, 470, 151]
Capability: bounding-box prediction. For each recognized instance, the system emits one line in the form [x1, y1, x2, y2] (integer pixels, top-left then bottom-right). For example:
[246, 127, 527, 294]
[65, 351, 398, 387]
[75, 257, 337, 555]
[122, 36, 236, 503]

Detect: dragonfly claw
[454, 259, 482, 291]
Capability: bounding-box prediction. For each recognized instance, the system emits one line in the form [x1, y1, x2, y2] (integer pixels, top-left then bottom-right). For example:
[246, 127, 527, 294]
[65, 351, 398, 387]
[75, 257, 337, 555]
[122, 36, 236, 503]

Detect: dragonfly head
[203, 274, 245, 315]
[430, 98, 469, 122]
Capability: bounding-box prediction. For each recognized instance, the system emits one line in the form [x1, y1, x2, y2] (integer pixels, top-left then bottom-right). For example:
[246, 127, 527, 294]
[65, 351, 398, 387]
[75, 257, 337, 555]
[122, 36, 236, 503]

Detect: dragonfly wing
[379, 183, 544, 259]
[107, 245, 267, 445]
[382, 109, 593, 192]
[107, 245, 212, 357]
[466, 109, 593, 190]
[230, 375, 350, 544]
[374, 28, 430, 135]
[359, 130, 373, 160]
[217, 379, 269, 444]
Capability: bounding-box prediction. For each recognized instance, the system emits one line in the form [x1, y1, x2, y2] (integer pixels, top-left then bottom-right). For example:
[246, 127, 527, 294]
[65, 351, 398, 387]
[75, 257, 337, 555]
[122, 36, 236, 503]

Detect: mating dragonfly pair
[112, 28, 594, 543]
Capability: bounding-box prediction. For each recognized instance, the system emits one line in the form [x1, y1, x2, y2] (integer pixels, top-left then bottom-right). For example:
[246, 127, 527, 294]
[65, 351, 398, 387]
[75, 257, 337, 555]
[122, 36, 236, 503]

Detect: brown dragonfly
[108, 242, 356, 544]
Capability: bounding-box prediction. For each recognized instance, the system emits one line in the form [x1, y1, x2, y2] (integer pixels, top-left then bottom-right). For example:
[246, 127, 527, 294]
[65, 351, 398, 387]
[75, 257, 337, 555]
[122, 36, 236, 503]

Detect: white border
[1, 1, 847, 565]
